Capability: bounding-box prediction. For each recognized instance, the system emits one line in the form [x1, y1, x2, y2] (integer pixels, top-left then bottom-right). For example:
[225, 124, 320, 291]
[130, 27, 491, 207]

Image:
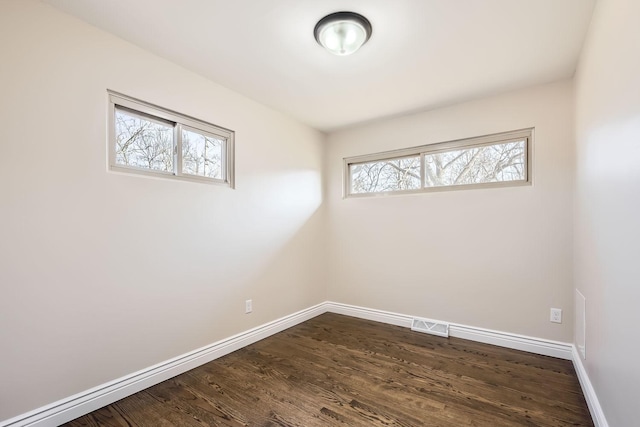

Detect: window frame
[108, 90, 235, 187]
[344, 128, 533, 198]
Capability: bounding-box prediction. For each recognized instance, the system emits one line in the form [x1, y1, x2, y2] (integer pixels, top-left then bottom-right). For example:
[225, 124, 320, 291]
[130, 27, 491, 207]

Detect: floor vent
[411, 318, 450, 338]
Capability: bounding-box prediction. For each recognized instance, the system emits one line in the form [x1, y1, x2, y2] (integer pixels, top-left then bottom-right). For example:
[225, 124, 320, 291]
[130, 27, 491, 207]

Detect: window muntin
[345, 129, 531, 197]
[108, 91, 234, 187]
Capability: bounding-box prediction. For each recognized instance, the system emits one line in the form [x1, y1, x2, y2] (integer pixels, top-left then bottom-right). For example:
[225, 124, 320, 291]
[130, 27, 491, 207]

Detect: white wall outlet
[245, 299, 252, 314]
[550, 308, 562, 323]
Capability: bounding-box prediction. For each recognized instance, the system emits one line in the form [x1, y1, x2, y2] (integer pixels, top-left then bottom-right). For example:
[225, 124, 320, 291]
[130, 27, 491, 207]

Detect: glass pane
[350, 156, 420, 194]
[114, 108, 173, 172]
[424, 140, 525, 188]
[182, 129, 224, 179]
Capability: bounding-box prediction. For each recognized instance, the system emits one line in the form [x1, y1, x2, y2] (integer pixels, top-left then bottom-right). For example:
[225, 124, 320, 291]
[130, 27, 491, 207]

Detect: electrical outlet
[245, 299, 252, 314]
[550, 308, 562, 323]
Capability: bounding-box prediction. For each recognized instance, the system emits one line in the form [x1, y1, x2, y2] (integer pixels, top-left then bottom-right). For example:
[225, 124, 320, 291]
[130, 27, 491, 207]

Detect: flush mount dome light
[314, 12, 372, 56]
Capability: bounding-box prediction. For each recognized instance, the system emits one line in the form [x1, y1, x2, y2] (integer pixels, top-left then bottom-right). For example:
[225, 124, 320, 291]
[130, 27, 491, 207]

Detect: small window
[344, 129, 532, 197]
[108, 91, 234, 187]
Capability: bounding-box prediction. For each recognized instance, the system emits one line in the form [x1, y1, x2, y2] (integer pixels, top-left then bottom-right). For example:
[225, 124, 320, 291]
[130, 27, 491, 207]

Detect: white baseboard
[572, 345, 609, 427]
[449, 324, 572, 360]
[2, 301, 595, 427]
[326, 301, 414, 328]
[0, 303, 326, 427]
[325, 302, 573, 360]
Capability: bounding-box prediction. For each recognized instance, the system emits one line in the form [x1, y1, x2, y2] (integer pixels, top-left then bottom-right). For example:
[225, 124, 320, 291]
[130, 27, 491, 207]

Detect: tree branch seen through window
[109, 91, 234, 187]
[346, 130, 530, 196]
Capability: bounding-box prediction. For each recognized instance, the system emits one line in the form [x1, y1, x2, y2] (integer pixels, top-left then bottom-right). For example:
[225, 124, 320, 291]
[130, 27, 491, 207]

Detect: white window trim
[343, 128, 533, 198]
[107, 90, 235, 188]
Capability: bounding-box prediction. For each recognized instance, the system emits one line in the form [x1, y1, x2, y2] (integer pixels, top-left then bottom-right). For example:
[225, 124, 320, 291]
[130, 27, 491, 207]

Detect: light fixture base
[314, 11, 372, 56]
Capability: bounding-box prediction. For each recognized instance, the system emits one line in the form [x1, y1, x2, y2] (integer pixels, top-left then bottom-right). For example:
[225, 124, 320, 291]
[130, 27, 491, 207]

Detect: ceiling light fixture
[314, 12, 372, 56]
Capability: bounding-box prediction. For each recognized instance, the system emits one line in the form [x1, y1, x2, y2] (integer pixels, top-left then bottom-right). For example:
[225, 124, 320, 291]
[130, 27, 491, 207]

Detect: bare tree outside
[109, 92, 234, 186]
[351, 156, 421, 194]
[182, 129, 223, 179]
[114, 109, 224, 180]
[350, 140, 525, 194]
[424, 140, 525, 187]
[115, 109, 173, 172]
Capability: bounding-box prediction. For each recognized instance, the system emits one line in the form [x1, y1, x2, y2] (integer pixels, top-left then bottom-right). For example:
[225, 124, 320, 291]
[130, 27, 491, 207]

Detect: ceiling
[44, 0, 596, 132]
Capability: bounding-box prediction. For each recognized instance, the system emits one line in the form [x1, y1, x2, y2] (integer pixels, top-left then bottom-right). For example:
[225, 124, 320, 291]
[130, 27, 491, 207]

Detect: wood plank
[63, 313, 593, 426]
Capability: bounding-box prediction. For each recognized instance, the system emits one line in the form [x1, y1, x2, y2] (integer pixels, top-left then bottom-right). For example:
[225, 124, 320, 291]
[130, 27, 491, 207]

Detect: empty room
[1, 0, 638, 426]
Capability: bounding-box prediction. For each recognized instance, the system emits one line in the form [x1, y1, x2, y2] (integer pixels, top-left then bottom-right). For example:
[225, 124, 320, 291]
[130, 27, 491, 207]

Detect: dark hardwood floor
[64, 313, 593, 426]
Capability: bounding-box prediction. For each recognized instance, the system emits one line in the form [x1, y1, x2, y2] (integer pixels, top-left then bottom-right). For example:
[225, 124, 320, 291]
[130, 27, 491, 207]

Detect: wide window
[108, 91, 234, 187]
[345, 129, 532, 197]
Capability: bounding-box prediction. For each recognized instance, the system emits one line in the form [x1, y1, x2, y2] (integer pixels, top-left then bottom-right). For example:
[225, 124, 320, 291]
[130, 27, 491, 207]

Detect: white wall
[0, 0, 326, 420]
[574, 0, 640, 424]
[326, 80, 575, 343]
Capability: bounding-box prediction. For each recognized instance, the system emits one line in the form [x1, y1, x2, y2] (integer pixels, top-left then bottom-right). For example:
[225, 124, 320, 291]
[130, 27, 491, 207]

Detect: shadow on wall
[211, 167, 326, 332]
